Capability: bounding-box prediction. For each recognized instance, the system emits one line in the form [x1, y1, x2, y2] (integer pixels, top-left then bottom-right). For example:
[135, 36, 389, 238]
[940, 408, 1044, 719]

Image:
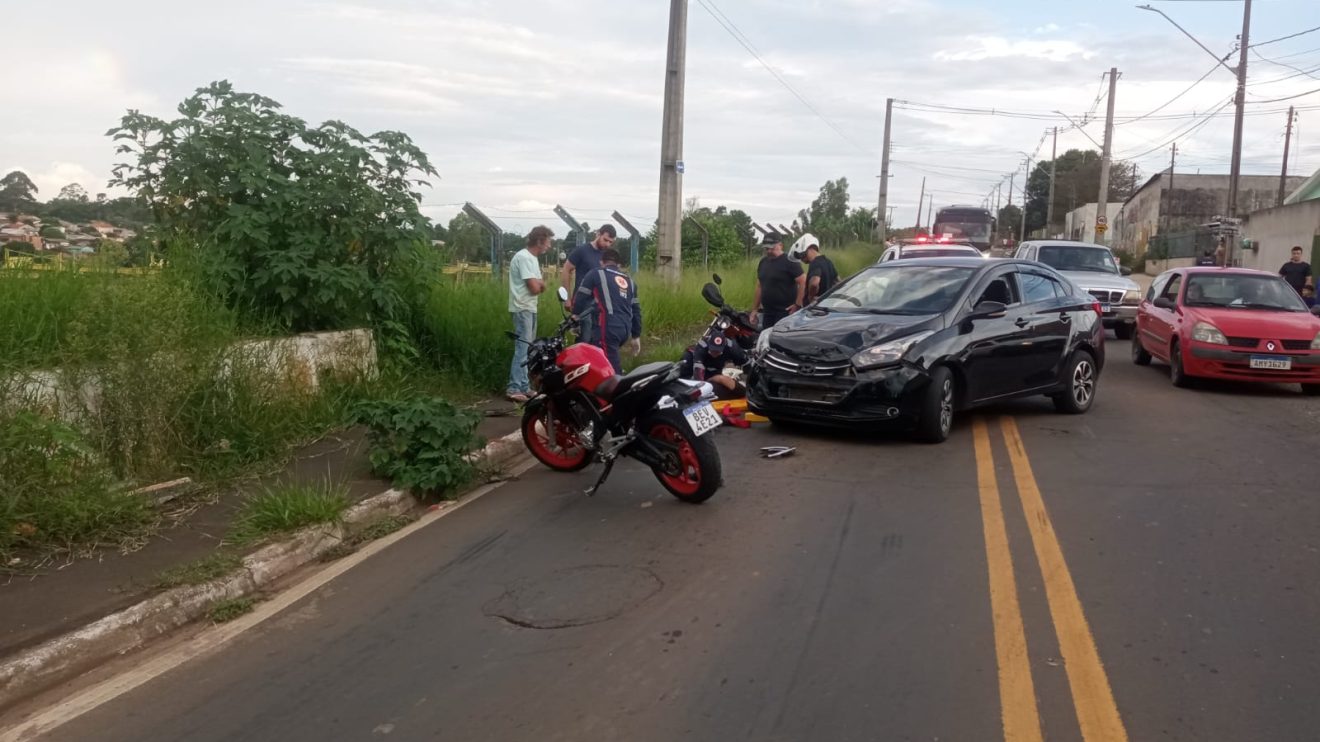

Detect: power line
[1115, 61, 1223, 126]
[1251, 47, 1320, 80]
[1248, 86, 1320, 104]
[694, 0, 871, 155]
[1117, 96, 1235, 160]
[1251, 25, 1320, 49]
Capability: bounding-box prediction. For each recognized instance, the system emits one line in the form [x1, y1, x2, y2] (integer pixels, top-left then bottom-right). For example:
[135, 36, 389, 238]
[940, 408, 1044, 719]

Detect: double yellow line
[973, 418, 1128, 742]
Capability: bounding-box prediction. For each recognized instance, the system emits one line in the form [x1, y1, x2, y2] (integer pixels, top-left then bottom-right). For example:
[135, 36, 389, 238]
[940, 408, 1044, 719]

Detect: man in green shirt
[507, 226, 554, 402]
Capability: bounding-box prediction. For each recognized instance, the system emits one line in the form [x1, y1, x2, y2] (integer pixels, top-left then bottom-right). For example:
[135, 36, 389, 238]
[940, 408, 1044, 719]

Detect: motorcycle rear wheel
[522, 402, 592, 472]
[642, 410, 722, 504]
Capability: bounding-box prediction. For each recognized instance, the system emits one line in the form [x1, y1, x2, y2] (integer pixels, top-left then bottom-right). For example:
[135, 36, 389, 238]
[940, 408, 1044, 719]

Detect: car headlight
[1122, 289, 1141, 306]
[754, 327, 773, 356]
[851, 331, 934, 370]
[1311, 331, 1320, 350]
[1191, 322, 1227, 345]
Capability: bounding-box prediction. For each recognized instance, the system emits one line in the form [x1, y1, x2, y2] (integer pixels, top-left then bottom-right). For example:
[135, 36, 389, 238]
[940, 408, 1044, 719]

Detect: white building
[1062, 203, 1123, 245]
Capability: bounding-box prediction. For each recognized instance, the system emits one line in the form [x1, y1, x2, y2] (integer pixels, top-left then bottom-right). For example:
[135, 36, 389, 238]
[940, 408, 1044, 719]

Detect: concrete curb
[0, 430, 527, 713]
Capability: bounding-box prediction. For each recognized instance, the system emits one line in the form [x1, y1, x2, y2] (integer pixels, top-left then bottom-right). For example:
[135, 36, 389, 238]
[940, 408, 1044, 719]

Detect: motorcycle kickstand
[584, 456, 617, 497]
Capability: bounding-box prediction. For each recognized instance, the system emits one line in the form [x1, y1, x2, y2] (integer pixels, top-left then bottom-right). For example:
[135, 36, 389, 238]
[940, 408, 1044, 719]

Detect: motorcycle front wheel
[521, 400, 592, 472]
[641, 410, 722, 504]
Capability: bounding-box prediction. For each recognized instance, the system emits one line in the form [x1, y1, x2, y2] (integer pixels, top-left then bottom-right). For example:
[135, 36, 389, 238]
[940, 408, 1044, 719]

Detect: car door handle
[1014, 317, 1029, 328]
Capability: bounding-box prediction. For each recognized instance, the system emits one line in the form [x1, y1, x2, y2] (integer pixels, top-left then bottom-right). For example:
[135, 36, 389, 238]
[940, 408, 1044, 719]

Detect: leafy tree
[1023, 149, 1140, 235]
[444, 213, 487, 263]
[1, 170, 38, 212]
[107, 80, 437, 332]
[57, 183, 89, 202]
[997, 204, 1023, 242]
[38, 225, 65, 239]
[682, 207, 745, 267]
[798, 178, 855, 247]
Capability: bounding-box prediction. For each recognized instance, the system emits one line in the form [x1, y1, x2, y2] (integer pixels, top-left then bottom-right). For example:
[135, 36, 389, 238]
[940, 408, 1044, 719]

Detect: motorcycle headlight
[1122, 289, 1141, 306]
[851, 331, 934, 370]
[1191, 322, 1227, 345]
[755, 327, 773, 356]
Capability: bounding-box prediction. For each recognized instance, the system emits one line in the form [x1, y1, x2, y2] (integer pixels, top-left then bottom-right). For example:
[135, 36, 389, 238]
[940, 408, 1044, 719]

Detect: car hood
[768, 311, 941, 361]
[1057, 270, 1139, 292]
[1187, 307, 1320, 340]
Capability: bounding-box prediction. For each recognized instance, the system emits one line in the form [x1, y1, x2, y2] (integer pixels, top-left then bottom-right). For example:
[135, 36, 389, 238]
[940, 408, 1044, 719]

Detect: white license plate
[1250, 355, 1292, 370]
[683, 403, 723, 436]
[1099, 303, 1111, 313]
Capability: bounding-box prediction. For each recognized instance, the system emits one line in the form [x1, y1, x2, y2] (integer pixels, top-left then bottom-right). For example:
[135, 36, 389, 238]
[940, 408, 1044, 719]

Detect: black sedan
[746, 258, 1105, 442]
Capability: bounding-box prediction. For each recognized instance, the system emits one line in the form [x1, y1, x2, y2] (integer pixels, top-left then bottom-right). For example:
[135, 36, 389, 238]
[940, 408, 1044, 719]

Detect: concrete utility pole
[878, 98, 893, 243]
[914, 177, 926, 230]
[1279, 106, 1296, 207]
[1020, 156, 1032, 244]
[656, 0, 688, 284]
[1226, 0, 1252, 242]
[926, 194, 934, 232]
[1046, 127, 1058, 235]
[1162, 143, 1177, 235]
[1096, 67, 1119, 246]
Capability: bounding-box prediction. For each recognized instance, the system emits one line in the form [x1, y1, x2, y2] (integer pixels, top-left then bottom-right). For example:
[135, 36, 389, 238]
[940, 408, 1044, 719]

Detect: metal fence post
[462, 202, 502, 279]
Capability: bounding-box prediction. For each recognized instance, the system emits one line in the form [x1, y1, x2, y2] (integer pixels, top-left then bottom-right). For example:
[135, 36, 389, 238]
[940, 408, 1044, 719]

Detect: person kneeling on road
[572, 248, 642, 374]
[680, 333, 747, 400]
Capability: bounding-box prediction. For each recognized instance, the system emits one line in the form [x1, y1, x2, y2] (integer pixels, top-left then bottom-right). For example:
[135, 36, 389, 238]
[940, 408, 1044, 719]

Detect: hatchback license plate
[683, 403, 723, 436]
[1250, 355, 1292, 370]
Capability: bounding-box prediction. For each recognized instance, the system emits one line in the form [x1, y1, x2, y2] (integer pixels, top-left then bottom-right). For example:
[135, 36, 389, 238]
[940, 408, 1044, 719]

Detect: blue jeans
[508, 310, 537, 394]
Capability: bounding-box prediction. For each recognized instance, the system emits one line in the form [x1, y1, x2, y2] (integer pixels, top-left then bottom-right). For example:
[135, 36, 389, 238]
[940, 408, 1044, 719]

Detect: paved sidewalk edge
[0, 430, 526, 712]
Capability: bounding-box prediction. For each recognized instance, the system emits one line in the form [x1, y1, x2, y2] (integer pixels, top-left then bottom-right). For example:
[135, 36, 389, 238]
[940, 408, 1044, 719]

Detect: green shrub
[0, 409, 153, 557]
[230, 481, 349, 545]
[355, 397, 480, 496]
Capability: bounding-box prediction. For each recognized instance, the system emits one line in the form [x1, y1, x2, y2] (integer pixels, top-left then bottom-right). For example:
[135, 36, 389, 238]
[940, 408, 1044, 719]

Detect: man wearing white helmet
[789, 233, 839, 304]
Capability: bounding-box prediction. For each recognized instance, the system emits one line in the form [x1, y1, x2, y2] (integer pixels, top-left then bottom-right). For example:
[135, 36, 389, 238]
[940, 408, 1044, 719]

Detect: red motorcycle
[701, 273, 759, 353]
[514, 288, 724, 503]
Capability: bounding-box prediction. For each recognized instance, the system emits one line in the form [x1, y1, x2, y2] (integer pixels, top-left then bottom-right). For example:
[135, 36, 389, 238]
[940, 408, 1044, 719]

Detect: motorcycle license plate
[1250, 355, 1291, 370]
[683, 403, 723, 436]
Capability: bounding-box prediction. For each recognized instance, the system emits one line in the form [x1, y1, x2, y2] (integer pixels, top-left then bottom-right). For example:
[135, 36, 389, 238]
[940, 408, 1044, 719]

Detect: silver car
[1015, 240, 1141, 339]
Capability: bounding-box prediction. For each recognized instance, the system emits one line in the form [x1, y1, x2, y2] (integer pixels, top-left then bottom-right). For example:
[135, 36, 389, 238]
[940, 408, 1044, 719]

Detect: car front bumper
[746, 361, 929, 427]
[1186, 344, 1320, 384]
[1102, 305, 1137, 327]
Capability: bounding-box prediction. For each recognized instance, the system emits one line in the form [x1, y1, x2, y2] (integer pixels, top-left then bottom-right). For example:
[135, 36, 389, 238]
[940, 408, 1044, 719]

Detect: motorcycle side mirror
[701, 282, 725, 309]
[557, 286, 569, 303]
[712, 273, 723, 285]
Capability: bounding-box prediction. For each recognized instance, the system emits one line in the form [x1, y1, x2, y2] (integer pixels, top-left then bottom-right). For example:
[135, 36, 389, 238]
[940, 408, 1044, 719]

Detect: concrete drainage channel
[0, 430, 529, 715]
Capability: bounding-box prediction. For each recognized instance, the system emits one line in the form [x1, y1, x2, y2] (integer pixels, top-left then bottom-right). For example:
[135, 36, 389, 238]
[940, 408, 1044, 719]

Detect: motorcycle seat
[595, 362, 676, 400]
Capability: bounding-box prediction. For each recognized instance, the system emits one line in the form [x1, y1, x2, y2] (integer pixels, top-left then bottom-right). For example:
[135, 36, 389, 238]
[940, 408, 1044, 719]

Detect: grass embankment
[420, 242, 881, 387]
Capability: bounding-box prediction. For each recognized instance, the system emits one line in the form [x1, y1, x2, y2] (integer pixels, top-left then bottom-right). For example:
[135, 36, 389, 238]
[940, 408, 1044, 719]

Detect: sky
[5, 0, 1319, 233]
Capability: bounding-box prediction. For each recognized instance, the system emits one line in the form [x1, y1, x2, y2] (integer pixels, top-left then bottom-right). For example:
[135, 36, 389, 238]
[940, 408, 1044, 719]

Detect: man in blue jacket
[573, 249, 642, 374]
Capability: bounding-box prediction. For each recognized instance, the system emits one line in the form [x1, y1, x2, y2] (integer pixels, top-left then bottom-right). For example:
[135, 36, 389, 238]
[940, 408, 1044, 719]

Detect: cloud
[934, 36, 1094, 63]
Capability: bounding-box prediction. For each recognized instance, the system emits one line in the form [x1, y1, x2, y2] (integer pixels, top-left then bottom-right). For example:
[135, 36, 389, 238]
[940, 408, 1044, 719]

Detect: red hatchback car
[1134, 267, 1320, 393]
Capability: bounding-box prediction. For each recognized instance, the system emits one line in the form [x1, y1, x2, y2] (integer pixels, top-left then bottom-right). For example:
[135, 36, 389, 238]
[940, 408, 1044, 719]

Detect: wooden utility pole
[656, 0, 688, 284]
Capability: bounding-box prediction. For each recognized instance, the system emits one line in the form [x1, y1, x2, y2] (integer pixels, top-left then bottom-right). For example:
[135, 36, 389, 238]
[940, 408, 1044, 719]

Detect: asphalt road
[17, 345, 1320, 742]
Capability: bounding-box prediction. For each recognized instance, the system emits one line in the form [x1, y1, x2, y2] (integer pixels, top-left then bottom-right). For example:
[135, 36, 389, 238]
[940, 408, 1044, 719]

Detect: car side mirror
[557, 286, 569, 303]
[1153, 297, 1177, 311]
[1120, 266, 1133, 276]
[712, 273, 723, 285]
[1310, 306, 1320, 318]
[969, 300, 1008, 320]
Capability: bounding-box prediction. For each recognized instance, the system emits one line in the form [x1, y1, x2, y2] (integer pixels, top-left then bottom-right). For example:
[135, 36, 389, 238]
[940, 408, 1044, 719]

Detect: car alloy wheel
[1071, 358, 1095, 408]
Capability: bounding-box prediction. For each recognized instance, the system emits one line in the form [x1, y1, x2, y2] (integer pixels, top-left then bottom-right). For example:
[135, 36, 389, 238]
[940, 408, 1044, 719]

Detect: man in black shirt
[803, 243, 838, 302]
[1279, 245, 1313, 295]
[751, 233, 804, 329]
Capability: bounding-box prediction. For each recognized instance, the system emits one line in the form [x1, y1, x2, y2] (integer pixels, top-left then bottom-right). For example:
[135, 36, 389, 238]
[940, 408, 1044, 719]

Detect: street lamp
[1135, 5, 1237, 74]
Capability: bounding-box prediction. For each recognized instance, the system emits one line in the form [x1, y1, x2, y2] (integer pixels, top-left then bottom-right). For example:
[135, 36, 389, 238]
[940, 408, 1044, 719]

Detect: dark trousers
[761, 308, 790, 330]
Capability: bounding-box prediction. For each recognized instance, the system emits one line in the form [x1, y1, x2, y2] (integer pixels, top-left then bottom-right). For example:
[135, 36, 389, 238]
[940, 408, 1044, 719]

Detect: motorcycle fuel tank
[558, 343, 616, 392]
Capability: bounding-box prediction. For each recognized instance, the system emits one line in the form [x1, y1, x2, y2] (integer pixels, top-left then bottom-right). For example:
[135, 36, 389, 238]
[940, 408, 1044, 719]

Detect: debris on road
[760, 446, 796, 459]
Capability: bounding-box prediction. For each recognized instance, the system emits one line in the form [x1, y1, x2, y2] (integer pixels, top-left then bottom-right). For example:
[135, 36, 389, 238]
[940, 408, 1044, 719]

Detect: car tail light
[1092, 301, 1103, 316]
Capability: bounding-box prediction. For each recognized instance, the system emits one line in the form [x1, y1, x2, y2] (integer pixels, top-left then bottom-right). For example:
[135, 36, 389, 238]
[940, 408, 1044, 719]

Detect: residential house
[0, 222, 43, 251]
[1113, 173, 1305, 257]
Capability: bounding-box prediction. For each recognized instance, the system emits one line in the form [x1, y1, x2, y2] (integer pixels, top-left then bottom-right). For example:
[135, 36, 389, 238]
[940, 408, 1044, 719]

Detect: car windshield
[1037, 245, 1118, 274]
[817, 265, 975, 315]
[1184, 274, 1307, 312]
